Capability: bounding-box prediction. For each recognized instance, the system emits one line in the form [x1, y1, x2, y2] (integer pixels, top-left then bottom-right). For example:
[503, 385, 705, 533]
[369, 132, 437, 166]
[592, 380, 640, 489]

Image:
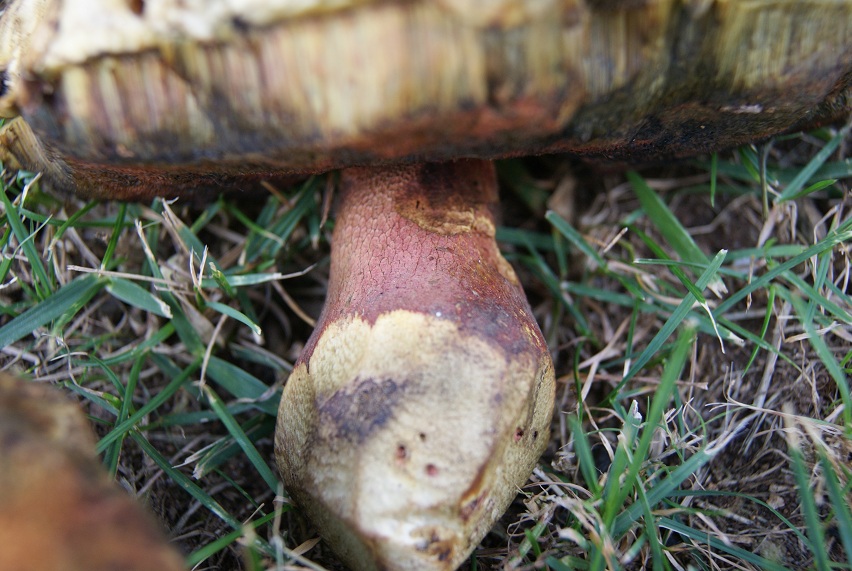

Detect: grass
[1, 125, 851, 570]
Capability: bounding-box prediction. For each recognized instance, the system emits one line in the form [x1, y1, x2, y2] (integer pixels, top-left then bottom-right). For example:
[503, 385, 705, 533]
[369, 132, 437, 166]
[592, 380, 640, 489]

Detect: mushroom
[276, 160, 554, 570]
[0, 373, 185, 571]
[0, 1, 850, 570]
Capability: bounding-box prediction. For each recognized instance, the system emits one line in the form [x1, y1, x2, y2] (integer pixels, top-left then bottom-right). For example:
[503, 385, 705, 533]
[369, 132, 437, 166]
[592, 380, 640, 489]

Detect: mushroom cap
[1, 0, 851, 199]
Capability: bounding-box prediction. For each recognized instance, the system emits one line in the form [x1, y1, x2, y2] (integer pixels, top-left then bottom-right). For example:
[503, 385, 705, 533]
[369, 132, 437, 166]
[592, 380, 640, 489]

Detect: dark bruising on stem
[299, 159, 545, 362]
[317, 376, 406, 444]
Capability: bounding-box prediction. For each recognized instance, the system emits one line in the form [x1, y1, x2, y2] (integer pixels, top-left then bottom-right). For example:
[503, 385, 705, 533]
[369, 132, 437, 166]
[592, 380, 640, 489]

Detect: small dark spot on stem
[460, 494, 483, 522]
[426, 464, 438, 476]
[396, 444, 407, 460]
[514, 427, 524, 442]
[231, 16, 251, 32]
[128, 0, 144, 15]
[419, 432, 427, 441]
[532, 430, 539, 440]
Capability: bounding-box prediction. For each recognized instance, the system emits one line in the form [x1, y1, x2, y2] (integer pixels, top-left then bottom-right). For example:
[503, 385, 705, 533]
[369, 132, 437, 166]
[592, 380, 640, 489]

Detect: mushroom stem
[275, 159, 555, 571]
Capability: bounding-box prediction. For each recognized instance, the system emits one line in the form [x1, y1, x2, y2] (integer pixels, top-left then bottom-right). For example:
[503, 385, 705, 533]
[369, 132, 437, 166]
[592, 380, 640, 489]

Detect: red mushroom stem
[275, 159, 555, 571]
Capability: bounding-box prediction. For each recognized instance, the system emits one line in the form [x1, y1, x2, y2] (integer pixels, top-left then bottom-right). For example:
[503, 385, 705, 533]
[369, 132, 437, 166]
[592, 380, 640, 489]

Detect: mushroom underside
[1, 0, 850, 198]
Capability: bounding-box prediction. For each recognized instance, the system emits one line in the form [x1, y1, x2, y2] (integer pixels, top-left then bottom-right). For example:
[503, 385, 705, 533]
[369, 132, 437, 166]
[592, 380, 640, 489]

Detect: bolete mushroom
[0, 1, 850, 570]
[276, 160, 554, 569]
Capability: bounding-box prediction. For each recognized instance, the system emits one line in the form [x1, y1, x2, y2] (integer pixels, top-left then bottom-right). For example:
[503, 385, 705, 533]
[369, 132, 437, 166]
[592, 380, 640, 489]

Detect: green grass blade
[130, 431, 241, 528]
[1, 184, 53, 298]
[142, 457, 273, 562]
[702, 155, 852, 187]
[133, 218, 205, 355]
[107, 277, 173, 318]
[98, 202, 127, 270]
[632, 257, 707, 304]
[186, 511, 279, 568]
[205, 301, 262, 336]
[787, 178, 838, 201]
[598, 401, 642, 546]
[199, 270, 312, 289]
[810, 158, 852, 180]
[666, 488, 811, 544]
[188, 199, 222, 235]
[545, 556, 580, 571]
[98, 323, 175, 366]
[50, 200, 100, 248]
[0, 274, 104, 347]
[244, 180, 319, 261]
[787, 430, 831, 571]
[204, 385, 280, 490]
[635, 484, 664, 571]
[162, 204, 220, 277]
[628, 171, 726, 296]
[204, 356, 280, 415]
[496, 227, 555, 251]
[613, 326, 695, 518]
[628, 171, 709, 267]
[821, 452, 852, 563]
[569, 414, 602, 495]
[619, 250, 726, 388]
[95, 355, 202, 454]
[714, 221, 852, 316]
[546, 211, 606, 268]
[101, 355, 143, 477]
[657, 517, 793, 571]
[613, 446, 719, 536]
[777, 123, 851, 202]
[782, 288, 852, 428]
[61, 380, 120, 415]
[0, 225, 13, 286]
[517, 242, 592, 337]
[153, 404, 258, 428]
[738, 145, 761, 182]
[782, 268, 852, 325]
[512, 520, 548, 563]
[192, 418, 274, 478]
